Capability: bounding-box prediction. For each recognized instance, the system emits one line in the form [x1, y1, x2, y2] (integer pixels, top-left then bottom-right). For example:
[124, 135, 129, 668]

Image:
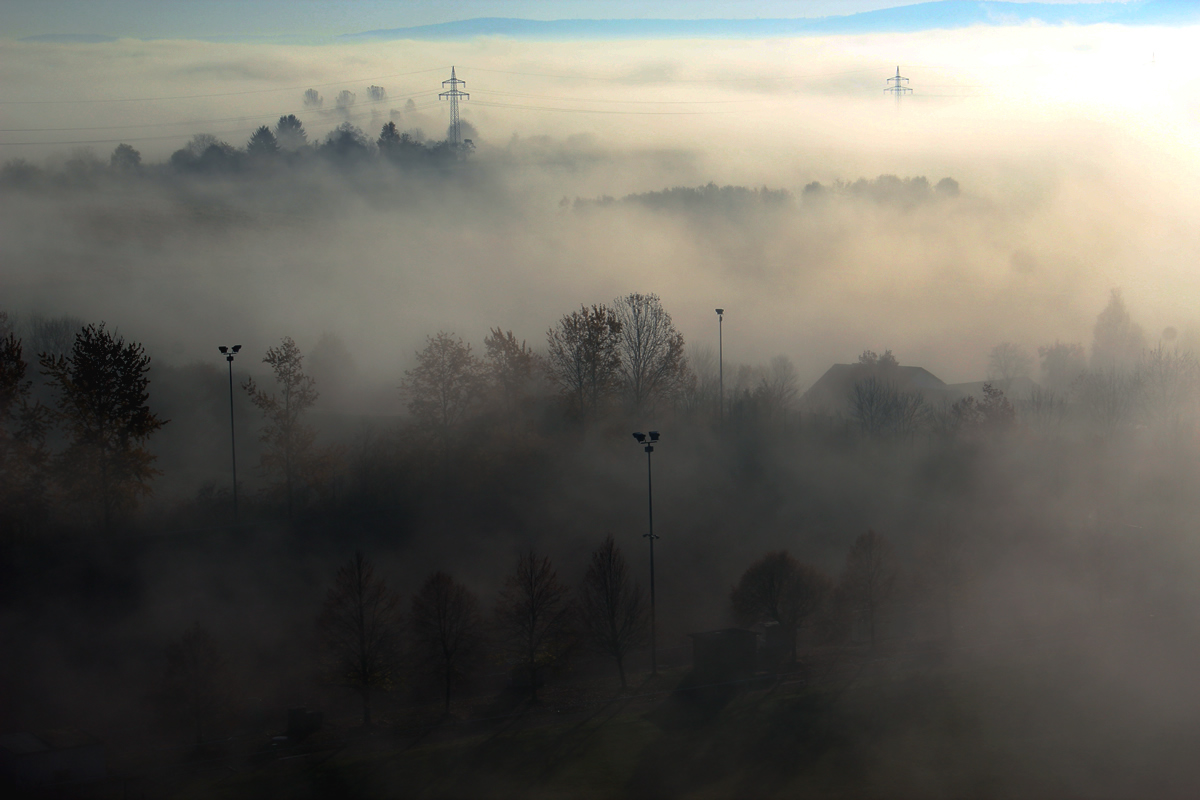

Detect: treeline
[0, 113, 469, 190]
[158, 526, 911, 741]
[569, 182, 793, 214]
[838, 290, 1200, 440]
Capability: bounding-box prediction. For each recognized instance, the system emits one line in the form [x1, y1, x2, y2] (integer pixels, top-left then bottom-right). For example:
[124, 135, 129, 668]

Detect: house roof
[801, 363, 948, 410]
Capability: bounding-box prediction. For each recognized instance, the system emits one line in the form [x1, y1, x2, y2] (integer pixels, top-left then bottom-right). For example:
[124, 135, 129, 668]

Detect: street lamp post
[632, 430, 661, 676]
[218, 345, 242, 521]
[715, 309, 724, 426]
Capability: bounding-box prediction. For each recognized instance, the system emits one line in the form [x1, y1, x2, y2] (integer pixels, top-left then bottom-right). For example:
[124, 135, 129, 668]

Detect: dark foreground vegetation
[5, 282, 1200, 797]
[2, 139, 1200, 796]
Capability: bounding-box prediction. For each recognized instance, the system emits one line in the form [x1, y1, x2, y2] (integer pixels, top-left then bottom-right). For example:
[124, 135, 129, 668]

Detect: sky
[1, 0, 1131, 40]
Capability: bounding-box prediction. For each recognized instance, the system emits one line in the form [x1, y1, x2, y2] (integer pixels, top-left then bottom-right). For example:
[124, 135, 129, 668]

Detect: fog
[5, 20, 1200, 798]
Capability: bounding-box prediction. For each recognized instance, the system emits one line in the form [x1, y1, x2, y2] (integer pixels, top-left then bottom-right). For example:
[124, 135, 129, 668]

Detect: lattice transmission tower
[885, 66, 912, 105]
[440, 66, 469, 145]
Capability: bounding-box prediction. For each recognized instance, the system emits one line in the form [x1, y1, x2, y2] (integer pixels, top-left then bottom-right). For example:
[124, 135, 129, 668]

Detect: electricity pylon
[439, 66, 469, 145]
[885, 66, 912, 105]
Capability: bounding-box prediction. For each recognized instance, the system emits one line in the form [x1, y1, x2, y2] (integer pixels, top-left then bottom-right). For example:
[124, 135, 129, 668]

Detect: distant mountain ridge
[342, 1, 1200, 41]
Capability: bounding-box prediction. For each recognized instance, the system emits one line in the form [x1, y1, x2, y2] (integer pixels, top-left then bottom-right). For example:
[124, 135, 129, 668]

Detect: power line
[459, 64, 893, 84]
[0, 90, 442, 133]
[0, 66, 451, 105]
[471, 99, 734, 116]
[0, 100, 442, 146]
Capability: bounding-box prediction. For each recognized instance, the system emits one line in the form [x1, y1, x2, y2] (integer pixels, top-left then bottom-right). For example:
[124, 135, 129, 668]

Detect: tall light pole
[632, 430, 661, 676]
[218, 345, 242, 521]
[715, 309, 724, 426]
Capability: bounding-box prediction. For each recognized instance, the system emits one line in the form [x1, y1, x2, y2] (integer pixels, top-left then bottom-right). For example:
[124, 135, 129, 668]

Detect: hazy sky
[2, 1, 1131, 39]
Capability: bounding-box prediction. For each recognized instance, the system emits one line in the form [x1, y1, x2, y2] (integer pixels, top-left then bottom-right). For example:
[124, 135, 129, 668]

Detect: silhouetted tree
[1076, 367, 1143, 435]
[1137, 343, 1200, 429]
[158, 623, 225, 746]
[987, 342, 1033, 387]
[612, 292, 689, 413]
[318, 551, 403, 726]
[246, 125, 279, 159]
[731, 551, 831, 663]
[402, 332, 482, 462]
[410, 571, 484, 711]
[546, 304, 622, 421]
[366, 85, 387, 102]
[302, 88, 323, 108]
[1038, 341, 1087, 395]
[947, 383, 1015, 436]
[838, 529, 899, 651]
[1092, 289, 1145, 371]
[274, 114, 308, 150]
[484, 327, 542, 430]
[377, 121, 402, 154]
[41, 323, 166, 528]
[496, 551, 575, 702]
[321, 123, 371, 162]
[23, 313, 85, 359]
[850, 377, 926, 438]
[335, 89, 356, 111]
[243, 336, 318, 519]
[579, 536, 647, 688]
[109, 143, 141, 171]
[0, 332, 50, 535]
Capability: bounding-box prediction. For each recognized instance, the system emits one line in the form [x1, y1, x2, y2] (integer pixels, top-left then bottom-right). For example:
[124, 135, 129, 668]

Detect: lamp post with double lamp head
[632, 430, 661, 676]
[715, 309, 724, 426]
[218, 345, 242, 521]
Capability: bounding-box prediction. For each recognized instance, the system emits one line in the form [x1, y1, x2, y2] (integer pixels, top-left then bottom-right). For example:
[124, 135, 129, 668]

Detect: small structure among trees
[730, 551, 831, 665]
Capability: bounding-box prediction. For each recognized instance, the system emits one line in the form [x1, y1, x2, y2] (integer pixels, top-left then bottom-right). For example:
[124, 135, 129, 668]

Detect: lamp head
[649, 431, 660, 442]
[218, 346, 228, 354]
[715, 308, 724, 316]
[632, 432, 646, 443]
[232, 345, 242, 353]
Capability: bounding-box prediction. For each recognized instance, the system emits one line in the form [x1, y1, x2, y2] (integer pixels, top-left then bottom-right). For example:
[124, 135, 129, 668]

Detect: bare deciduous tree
[731, 551, 831, 663]
[410, 571, 485, 712]
[849, 377, 926, 438]
[244, 336, 318, 519]
[546, 304, 622, 421]
[318, 551, 403, 726]
[579, 536, 648, 688]
[158, 623, 225, 746]
[987, 342, 1034, 387]
[838, 529, 899, 651]
[612, 292, 689, 412]
[495, 551, 575, 702]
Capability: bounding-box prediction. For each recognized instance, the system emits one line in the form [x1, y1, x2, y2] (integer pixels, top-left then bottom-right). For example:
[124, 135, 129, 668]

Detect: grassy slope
[175, 647, 1200, 799]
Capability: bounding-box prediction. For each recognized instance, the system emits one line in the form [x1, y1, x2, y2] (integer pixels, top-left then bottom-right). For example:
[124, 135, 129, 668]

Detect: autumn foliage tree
[579, 536, 648, 688]
[402, 332, 482, 461]
[731, 551, 831, 663]
[495, 551, 576, 702]
[318, 551, 403, 726]
[243, 336, 318, 518]
[409, 571, 485, 711]
[40, 323, 166, 528]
